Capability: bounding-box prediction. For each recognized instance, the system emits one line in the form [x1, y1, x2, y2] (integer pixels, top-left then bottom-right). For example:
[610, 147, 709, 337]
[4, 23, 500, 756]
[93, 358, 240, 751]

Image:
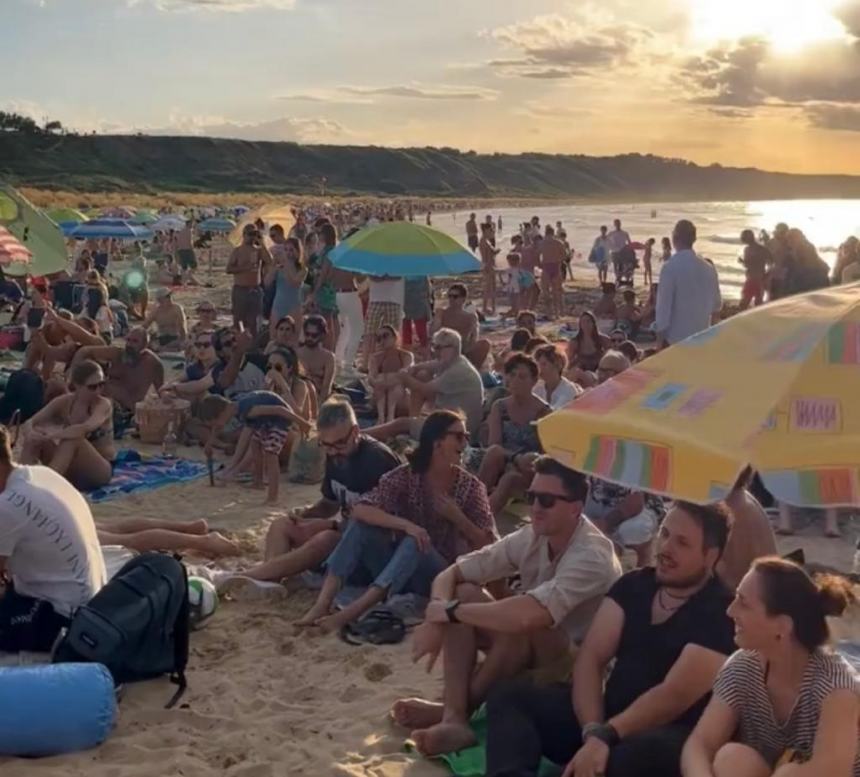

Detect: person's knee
[713, 743, 768, 777]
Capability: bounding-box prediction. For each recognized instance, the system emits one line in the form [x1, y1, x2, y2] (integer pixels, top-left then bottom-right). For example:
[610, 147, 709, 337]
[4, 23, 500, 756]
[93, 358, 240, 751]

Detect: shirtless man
[465, 213, 479, 253]
[297, 314, 335, 401]
[227, 223, 271, 337]
[144, 288, 187, 351]
[75, 328, 164, 414]
[175, 220, 199, 284]
[479, 223, 500, 315]
[520, 234, 542, 310]
[539, 226, 566, 320]
[431, 283, 490, 371]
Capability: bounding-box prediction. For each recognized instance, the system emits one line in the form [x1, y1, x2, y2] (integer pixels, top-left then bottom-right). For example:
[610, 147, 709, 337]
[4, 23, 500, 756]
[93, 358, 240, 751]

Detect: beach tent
[228, 203, 295, 247]
[0, 185, 68, 277]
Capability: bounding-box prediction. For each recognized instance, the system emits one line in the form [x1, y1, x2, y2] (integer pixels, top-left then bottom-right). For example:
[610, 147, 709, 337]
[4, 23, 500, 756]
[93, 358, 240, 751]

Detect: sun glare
[689, 0, 847, 53]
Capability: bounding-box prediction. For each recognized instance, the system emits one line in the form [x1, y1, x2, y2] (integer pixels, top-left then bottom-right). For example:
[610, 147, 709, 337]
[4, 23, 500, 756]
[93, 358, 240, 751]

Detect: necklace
[657, 588, 693, 612]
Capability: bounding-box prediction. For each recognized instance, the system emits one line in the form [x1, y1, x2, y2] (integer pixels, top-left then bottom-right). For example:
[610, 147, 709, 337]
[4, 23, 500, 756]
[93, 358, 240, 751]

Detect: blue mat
[87, 449, 210, 503]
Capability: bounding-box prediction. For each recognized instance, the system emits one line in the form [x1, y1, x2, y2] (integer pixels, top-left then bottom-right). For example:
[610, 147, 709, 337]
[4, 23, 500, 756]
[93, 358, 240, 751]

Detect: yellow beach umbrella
[228, 203, 296, 247]
[538, 283, 860, 507]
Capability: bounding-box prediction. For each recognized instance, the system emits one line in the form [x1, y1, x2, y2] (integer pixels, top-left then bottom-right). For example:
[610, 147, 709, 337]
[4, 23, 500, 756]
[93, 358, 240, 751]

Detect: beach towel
[86, 450, 210, 503]
[405, 704, 560, 777]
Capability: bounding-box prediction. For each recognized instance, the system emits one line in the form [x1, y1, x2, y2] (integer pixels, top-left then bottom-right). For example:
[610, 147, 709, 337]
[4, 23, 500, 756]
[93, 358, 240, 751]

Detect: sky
[4, 0, 860, 174]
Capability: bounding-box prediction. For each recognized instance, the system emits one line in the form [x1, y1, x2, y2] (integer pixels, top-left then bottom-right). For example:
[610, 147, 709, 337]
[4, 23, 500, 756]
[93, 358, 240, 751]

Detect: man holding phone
[227, 224, 272, 337]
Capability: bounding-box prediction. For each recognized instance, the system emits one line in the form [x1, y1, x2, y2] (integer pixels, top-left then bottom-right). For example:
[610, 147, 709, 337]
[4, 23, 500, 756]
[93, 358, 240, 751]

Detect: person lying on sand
[208, 398, 399, 591]
[392, 457, 621, 757]
[96, 517, 239, 558]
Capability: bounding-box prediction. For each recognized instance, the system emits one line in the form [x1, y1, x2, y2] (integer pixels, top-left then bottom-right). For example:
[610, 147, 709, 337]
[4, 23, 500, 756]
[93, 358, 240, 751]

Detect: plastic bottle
[162, 422, 178, 459]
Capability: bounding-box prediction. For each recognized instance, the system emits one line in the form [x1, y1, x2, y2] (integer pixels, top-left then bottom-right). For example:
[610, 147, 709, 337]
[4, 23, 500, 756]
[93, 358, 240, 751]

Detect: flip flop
[339, 609, 406, 646]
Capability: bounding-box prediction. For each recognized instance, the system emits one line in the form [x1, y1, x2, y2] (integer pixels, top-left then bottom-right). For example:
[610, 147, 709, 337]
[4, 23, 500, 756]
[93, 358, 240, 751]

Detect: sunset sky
[4, 0, 860, 174]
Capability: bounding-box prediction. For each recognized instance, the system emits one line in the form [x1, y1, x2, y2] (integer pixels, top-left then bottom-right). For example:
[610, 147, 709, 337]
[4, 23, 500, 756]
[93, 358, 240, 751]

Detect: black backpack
[0, 368, 44, 424]
[53, 552, 190, 708]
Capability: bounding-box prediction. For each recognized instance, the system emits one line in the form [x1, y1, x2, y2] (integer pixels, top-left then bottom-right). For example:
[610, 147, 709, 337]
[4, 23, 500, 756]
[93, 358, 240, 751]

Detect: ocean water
[439, 199, 860, 299]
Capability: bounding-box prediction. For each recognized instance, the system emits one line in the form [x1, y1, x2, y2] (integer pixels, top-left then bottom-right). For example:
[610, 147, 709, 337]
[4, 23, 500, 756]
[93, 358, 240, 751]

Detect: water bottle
[162, 422, 178, 459]
[853, 537, 860, 576]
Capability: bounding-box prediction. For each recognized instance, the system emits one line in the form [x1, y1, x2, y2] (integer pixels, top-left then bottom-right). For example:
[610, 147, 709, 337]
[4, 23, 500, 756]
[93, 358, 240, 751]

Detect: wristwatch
[581, 722, 619, 747]
[445, 599, 461, 623]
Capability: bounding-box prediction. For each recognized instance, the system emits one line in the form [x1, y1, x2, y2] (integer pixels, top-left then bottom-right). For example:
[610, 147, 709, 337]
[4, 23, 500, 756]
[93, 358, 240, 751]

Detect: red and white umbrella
[0, 226, 33, 266]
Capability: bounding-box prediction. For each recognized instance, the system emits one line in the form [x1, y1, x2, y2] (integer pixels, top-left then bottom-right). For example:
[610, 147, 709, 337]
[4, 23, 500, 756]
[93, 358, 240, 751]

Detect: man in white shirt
[655, 220, 722, 347]
[0, 427, 106, 652]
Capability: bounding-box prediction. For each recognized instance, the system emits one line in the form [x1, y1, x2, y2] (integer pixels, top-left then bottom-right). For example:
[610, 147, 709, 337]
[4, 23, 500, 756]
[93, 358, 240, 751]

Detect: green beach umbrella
[0, 185, 69, 277]
[46, 207, 88, 224]
[131, 210, 158, 225]
[328, 222, 480, 276]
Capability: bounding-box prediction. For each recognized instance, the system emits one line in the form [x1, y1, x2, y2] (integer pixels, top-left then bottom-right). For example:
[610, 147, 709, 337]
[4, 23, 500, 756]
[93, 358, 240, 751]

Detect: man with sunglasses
[431, 283, 491, 370]
[208, 398, 400, 591]
[393, 456, 620, 757]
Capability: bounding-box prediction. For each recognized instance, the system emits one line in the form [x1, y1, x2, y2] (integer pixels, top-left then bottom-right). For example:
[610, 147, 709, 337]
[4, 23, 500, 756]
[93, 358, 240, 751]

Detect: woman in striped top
[681, 556, 859, 777]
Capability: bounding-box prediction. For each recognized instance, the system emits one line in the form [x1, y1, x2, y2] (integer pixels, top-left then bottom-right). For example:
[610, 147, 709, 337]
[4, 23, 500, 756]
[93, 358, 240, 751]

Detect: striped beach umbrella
[0, 226, 32, 265]
[328, 222, 480, 276]
[538, 282, 860, 508]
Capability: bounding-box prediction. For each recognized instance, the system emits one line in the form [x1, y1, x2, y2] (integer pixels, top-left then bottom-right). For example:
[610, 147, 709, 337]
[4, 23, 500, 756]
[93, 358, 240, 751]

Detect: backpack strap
[166, 553, 190, 710]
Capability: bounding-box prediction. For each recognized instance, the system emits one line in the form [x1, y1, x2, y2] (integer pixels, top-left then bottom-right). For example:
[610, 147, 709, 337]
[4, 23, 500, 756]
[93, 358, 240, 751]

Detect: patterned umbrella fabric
[68, 219, 153, 240]
[538, 283, 860, 508]
[328, 222, 480, 276]
[0, 226, 32, 265]
[151, 215, 187, 232]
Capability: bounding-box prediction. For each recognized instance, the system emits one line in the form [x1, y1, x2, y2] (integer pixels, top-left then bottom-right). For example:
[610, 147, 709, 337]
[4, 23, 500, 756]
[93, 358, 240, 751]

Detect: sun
[689, 0, 847, 53]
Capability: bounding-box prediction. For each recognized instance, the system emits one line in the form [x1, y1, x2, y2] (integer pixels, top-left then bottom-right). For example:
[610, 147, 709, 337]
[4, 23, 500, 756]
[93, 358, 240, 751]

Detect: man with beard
[75, 327, 164, 423]
[297, 314, 335, 401]
[207, 398, 400, 591]
[483, 501, 736, 777]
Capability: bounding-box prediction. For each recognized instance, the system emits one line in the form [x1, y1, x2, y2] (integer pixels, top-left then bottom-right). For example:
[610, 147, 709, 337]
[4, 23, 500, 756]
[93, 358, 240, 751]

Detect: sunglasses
[319, 428, 355, 451]
[84, 381, 106, 391]
[525, 490, 578, 509]
[267, 362, 285, 372]
[195, 341, 213, 349]
[447, 293, 464, 300]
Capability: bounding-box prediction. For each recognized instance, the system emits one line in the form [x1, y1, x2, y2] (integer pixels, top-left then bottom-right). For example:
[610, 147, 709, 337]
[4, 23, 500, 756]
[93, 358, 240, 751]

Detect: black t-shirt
[604, 567, 735, 727]
[321, 435, 400, 513]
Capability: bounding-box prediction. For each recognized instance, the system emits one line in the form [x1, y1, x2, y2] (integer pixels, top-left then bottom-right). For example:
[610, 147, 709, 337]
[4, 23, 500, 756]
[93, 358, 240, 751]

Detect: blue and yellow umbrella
[328, 222, 480, 276]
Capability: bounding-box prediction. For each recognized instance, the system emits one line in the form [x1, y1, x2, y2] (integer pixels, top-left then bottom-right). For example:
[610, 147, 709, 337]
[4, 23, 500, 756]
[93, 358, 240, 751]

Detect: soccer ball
[188, 576, 219, 629]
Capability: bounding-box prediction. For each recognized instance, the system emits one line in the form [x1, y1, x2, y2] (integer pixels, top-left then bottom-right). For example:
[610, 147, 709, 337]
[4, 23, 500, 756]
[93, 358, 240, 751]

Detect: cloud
[835, 1, 860, 37]
[277, 83, 499, 103]
[806, 103, 860, 131]
[128, 0, 295, 12]
[486, 11, 653, 79]
[680, 37, 770, 107]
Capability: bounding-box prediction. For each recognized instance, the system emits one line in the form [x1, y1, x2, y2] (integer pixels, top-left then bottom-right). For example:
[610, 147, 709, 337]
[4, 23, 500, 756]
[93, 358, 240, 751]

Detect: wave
[704, 235, 743, 245]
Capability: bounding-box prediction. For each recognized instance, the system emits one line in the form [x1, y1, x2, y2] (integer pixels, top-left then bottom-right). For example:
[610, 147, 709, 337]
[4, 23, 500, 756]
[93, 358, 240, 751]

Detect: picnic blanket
[87, 449, 210, 503]
[406, 704, 560, 777]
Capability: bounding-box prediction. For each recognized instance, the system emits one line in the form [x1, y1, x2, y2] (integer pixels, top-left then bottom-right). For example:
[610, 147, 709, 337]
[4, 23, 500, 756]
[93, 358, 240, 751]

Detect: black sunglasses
[525, 490, 577, 509]
[84, 380, 106, 391]
[195, 340, 213, 348]
[319, 428, 355, 451]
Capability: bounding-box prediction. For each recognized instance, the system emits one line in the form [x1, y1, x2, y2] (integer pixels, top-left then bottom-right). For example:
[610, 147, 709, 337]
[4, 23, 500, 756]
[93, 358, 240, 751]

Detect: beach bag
[0, 368, 44, 424]
[53, 552, 190, 708]
[287, 435, 326, 484]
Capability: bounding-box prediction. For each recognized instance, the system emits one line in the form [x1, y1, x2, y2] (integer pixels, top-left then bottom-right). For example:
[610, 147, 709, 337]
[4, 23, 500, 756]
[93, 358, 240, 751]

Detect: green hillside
[3, 131, 860, 200]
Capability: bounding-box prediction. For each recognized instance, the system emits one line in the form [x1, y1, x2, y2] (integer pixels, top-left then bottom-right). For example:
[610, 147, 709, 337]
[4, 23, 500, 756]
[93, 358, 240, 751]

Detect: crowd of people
[0, 200, 857, 776]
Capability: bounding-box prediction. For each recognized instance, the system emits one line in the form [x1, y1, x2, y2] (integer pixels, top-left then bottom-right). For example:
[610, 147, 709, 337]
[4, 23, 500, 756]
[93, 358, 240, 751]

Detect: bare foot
[411, 722, 476, 757]
[295, 602, 331, 627]
[315, 610, 351, 633]
[185, 519, 209, 535]
[391, 698, 443, 729]
[201, 532, 241, 557]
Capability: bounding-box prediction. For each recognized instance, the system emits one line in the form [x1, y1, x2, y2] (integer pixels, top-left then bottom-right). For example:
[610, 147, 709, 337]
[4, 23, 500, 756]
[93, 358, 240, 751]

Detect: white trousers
[335, 291, 365, 368]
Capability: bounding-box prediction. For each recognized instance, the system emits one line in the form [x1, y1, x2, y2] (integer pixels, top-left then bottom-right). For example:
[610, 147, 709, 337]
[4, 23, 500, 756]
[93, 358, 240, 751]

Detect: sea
[438, 199, 860, 300]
